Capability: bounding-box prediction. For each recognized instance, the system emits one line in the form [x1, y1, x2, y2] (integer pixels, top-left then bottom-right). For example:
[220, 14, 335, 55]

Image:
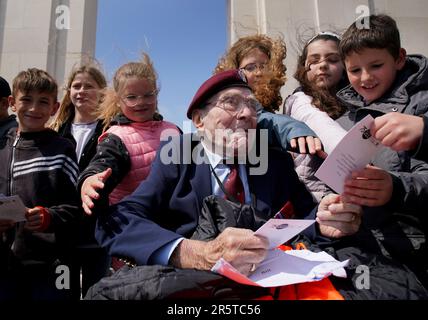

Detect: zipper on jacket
[8, 134, 20, 196]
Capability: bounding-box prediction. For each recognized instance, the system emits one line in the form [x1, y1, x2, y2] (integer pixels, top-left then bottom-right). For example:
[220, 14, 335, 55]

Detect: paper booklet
[0, 194, 27, 222]
[315, 115, 381, 194]
[211, 218, 349, 287]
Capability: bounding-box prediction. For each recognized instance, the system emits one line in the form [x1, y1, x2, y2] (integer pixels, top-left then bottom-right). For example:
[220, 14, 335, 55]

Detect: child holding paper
[336, 14, 428, 287]
[0, 68, 80, 300]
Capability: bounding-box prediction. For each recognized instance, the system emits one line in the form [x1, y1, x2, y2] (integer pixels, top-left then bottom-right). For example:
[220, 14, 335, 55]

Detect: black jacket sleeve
[77, 133, 131, 202]
[44, 142, 80, 230]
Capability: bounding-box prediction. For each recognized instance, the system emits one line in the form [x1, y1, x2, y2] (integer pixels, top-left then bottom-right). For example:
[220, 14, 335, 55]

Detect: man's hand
[81, 168, 112, 215]
[290, 136, 327, 158]
[170, 228, 269, 276]
[344, 165, 393, 207]
[371, 113, 424, 152]
[317, 194, 362, 238]
[0, 219, 14, 233]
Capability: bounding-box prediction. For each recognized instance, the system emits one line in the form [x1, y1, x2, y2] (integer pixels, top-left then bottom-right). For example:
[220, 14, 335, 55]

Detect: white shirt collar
[200, 140, 224, 169]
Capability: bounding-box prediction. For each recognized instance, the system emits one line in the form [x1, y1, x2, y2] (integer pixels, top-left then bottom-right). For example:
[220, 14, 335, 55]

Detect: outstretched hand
[81, 168, 113, 215]
[290, 136, 327, 159]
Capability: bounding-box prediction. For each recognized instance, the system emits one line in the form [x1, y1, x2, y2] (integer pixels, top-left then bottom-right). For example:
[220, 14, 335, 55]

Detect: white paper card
[0, 195, 27, 222]
[212, 249, 349, 288]
[254, 219, 315, 249]
[315, 115, 381, 194]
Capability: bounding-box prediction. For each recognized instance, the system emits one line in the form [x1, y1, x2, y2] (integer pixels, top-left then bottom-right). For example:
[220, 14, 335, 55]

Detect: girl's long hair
[294, 33, 347, 119]
[50, 65, 107, 131]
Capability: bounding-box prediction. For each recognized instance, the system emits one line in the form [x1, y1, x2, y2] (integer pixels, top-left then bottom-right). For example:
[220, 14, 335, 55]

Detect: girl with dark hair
[283, 32, 348, 201]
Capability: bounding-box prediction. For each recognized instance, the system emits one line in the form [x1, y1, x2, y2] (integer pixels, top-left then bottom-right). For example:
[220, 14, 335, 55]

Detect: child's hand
[371, 113, 424, 151]
[81, 168, 112, 215]
[344, 165, 393, 207]
[24, 206, 51, 232]
[0, 219, 14, 233]
[290, 136, 327, 158]
[316, 194, 362, 238]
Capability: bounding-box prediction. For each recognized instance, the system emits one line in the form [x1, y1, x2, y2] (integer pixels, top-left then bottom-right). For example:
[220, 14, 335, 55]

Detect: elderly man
[93, 70, 362, 277]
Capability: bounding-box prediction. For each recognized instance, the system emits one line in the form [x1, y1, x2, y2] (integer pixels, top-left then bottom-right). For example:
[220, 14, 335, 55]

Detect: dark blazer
[95, 134, 319, 265]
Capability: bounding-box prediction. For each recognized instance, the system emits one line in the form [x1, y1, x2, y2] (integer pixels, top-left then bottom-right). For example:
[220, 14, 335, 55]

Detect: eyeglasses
[208, 94, 260, 115]
[240, 63, 268, 74]
[121, 90, 158, 107]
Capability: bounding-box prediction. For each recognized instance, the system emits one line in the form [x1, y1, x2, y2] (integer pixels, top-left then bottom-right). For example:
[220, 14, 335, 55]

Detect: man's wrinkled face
[193, 87, 258, 158]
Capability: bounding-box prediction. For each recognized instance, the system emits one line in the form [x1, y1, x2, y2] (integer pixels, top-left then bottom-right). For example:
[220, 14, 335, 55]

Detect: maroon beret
[186, 69, 252, 119]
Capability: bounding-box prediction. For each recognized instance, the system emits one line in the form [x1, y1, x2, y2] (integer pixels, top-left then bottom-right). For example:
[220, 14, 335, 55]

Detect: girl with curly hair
[215, 34, 286, 113]
[215, 34, 323, 156]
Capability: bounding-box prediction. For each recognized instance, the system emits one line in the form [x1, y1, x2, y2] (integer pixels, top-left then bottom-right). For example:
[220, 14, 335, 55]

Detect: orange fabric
[295, 242, 307, 250]
[277, 244, 293, 251]
[257, 242, 345, 300]
[295, 278, 344, 300]
[274, 286, 298, 300]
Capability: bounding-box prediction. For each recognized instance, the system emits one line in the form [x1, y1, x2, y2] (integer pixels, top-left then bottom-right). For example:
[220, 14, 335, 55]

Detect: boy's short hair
[339, 14, 401, 60]
[12, 68, 58, 101]
[0, 76, 11, 98]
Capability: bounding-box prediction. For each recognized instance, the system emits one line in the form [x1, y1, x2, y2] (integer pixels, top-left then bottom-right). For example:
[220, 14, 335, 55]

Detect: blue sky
[95, 0, 227, 129]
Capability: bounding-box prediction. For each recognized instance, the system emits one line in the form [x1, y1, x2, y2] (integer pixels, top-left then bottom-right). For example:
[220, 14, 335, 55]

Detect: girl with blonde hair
[78, 54, 180, 271]
[79, 53, 179, 224]
[51, 64, 107, 170]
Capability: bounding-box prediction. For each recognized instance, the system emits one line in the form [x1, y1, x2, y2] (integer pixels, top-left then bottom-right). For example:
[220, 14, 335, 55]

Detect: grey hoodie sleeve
[388, 156, 428, 215]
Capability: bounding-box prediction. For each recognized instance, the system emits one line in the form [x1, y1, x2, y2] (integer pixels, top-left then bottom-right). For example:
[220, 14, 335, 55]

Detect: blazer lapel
[189, 141, 212, 205]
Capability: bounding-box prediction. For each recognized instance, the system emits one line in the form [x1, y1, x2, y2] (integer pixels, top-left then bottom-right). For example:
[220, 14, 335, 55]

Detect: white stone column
[0, 0, 98, 98]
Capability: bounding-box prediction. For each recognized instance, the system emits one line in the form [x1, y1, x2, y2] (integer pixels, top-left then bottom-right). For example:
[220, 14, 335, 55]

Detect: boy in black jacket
[0, 68, 80, 300]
